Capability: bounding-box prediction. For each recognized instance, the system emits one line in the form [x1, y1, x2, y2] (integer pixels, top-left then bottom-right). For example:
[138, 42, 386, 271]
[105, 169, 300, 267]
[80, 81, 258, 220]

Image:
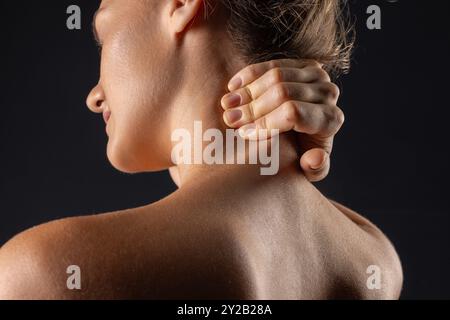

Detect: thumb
[300, 148, 330, 182]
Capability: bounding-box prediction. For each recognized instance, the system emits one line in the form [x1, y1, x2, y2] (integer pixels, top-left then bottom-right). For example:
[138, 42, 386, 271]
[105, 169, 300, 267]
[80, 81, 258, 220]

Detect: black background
[0, 0, 449, 299]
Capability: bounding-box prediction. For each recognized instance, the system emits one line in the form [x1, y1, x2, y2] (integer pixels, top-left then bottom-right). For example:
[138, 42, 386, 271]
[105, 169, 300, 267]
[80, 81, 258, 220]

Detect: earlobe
[169, 0, 204, 35]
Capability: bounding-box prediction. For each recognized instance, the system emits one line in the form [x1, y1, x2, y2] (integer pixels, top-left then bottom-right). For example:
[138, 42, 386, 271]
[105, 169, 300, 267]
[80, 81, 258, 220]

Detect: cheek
[99, 28, 175, 171]
[102, 31, 170, 121]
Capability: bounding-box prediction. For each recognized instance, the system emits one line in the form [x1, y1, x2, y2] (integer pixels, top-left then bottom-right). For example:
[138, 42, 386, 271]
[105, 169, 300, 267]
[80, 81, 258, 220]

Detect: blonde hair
[205, 0, 355, 77]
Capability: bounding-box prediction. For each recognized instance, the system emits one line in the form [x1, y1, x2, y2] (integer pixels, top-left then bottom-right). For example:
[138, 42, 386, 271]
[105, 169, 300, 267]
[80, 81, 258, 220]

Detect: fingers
[223, 82, 340, 128]
[299, 148, 331, 182]
[227, 59, 323, 91]
[222, 66, 332, 110]
[222, 66, 332, 109]
[237, 101, 344, 140]
[223, 59, 343, 183]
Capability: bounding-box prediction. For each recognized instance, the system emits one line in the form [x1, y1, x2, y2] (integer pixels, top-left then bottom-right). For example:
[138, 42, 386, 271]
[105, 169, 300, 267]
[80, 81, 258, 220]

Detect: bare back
[0, 164, 400, 300]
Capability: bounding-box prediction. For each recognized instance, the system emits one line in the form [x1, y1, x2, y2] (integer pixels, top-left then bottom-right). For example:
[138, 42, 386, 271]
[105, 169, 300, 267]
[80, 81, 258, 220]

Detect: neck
[166, 27, 302, 187]
[175, 133, 302, 188]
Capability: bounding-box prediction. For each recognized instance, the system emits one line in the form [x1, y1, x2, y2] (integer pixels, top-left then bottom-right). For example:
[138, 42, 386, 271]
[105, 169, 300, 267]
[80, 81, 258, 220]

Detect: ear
[168, 0, 204, 34]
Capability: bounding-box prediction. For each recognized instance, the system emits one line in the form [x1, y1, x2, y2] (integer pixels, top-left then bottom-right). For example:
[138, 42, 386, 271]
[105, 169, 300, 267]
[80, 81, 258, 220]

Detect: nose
[86, 83, 106, 114]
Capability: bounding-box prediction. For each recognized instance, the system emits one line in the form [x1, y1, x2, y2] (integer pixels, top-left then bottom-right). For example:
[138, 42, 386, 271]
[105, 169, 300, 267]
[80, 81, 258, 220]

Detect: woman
[0, 0, 402, 299]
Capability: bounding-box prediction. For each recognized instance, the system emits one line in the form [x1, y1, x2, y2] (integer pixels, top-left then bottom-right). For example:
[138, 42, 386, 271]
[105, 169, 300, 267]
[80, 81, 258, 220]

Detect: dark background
[0, 0, 449, 299]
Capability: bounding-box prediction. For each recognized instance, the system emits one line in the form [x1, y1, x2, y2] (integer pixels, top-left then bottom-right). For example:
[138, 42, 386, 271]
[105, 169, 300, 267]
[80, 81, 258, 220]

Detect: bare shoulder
[0, 216, 87, 299]
[328, 200, 404, 299]
[0, 203, 254, 300]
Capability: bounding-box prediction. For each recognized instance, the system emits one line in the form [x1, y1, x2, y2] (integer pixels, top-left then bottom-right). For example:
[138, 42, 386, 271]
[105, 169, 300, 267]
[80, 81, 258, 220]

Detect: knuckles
[281, 101, 300, 125]
[314, 67, 331, 82]
[245, 65, 259, 80]
[242, 59, 344, 133]
[269, 67, 284, 84]
[334, 107, 345, 126]
[262, 61, 339, 105]
[321, 82, 340, 102]
[327, 106, 345, 133]
[267, 60, 281, 70]
[272, 83, 291, 103]
[305, 59, 323, 68]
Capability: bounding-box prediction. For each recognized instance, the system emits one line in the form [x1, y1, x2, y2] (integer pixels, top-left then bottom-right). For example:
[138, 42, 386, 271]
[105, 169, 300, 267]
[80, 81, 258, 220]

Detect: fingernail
[224, 109, 243, 125]
[310, 154, 326, 170]
[222, 93, 242, 109]
[239, 123, 257, 139]
[228, 77, 242, 91]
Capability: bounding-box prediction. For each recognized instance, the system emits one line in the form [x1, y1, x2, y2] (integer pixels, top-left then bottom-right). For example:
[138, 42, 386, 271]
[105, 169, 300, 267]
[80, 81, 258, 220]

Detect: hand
[221, 59, 345, 182]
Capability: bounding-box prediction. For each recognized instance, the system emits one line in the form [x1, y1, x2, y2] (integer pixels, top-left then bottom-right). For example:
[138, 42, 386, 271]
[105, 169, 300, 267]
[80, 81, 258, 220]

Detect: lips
[103, 110, 111, 124]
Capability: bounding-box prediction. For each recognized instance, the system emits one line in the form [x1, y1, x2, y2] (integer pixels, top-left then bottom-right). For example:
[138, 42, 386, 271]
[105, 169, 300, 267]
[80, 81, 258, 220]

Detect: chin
[106, 138, 169, 174]
[106, 138, 141, 174]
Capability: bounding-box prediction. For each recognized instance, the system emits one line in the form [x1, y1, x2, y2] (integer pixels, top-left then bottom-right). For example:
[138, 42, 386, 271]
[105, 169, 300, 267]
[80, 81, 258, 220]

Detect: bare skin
[0, 160, 402, 299]
[0, 0, 402, 300]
